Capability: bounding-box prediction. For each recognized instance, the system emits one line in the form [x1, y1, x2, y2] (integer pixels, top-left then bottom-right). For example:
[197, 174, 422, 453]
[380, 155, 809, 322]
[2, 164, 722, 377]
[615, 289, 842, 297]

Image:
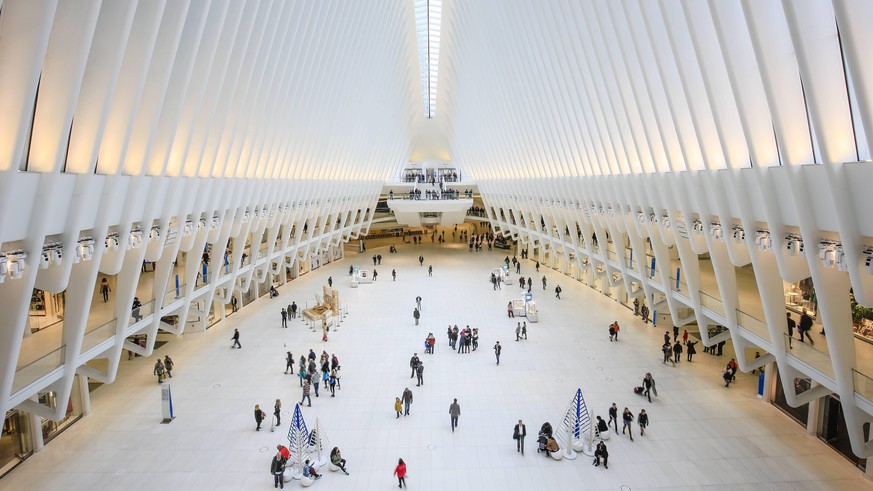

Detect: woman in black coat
[686, 340, 698, 362]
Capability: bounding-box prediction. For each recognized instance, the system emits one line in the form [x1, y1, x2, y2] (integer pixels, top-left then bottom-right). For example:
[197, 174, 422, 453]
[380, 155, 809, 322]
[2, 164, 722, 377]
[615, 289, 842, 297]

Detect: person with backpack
[254, 404, 266, 431]
[153, 359, 165, 384]
[285, 351, 294, 374]
[799, 310, 814, 345]
[163, 355, 174, 378]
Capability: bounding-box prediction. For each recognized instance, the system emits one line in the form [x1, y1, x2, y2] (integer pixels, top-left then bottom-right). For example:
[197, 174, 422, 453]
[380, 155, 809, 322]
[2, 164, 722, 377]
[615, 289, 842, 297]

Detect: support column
[79, 374, 91, 417]
[807, 396, 821, 436]
[762, 362, 775, 403]
[29, 406, 43, 453]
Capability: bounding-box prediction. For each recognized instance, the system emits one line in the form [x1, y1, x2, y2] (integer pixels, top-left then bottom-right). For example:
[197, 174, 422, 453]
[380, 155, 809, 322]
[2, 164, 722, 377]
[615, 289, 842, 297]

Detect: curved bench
[328, 462, 341, 472]
[300, 476, 314, 487]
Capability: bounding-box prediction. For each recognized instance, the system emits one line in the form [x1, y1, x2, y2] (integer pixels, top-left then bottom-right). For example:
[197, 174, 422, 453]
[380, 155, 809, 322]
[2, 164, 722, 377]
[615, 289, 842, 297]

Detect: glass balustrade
[12, 345, 65, 394]
[699, 291, 724, 316]
[736, 309, 770, 343]
[785, 334, 835, 378]
[80, 319, 117, 355]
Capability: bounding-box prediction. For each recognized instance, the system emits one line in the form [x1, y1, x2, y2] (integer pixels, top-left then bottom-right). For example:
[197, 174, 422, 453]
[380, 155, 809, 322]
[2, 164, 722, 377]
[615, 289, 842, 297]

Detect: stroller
[536, 422, 555, 456]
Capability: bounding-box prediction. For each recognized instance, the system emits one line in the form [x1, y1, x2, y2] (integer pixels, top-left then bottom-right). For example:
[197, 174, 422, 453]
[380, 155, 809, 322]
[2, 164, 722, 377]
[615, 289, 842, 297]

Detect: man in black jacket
[514, 420, 527, 455]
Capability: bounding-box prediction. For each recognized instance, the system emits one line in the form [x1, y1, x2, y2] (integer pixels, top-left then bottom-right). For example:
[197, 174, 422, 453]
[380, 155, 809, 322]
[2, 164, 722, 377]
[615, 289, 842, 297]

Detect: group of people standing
[297, 349, 341, 406]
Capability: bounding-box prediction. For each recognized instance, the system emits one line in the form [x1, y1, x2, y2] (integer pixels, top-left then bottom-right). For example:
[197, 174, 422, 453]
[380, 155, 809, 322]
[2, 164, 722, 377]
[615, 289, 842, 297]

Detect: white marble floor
[4, 239, 871, 490]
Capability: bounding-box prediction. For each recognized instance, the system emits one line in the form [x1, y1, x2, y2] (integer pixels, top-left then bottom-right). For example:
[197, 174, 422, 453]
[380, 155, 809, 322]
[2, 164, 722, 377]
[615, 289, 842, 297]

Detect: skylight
[414, 0, 441, 118]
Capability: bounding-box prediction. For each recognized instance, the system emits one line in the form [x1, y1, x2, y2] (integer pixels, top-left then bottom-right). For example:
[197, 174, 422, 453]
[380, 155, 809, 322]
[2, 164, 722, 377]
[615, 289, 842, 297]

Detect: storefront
[0, 410, 32, 477]
[783, 278, 817, 318]
[28, 289, 65, 333]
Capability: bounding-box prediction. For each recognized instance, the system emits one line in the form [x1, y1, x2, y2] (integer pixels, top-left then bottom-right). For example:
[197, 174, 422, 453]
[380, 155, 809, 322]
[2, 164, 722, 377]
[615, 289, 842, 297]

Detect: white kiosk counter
[512, 299, 527, 317]
[526, 301, 539, 322]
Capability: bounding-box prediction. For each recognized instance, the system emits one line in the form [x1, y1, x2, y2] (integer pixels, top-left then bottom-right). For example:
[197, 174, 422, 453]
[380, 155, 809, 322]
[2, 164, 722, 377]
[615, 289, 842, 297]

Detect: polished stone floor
[3, 238, 870, 490]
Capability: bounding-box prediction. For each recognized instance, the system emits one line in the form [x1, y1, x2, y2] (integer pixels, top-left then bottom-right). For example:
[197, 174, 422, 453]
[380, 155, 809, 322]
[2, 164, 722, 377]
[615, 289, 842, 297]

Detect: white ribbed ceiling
[0, 0, 424, 181]
[442, 0, 873, 180]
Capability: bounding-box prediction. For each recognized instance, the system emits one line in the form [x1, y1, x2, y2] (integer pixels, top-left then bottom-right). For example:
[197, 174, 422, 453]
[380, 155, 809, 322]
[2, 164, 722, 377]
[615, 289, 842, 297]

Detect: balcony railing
[785, 334, 835, 378]
[736, 309, 770, 343]
[80, 318, 117, 355]
[13, 345, 65, 394]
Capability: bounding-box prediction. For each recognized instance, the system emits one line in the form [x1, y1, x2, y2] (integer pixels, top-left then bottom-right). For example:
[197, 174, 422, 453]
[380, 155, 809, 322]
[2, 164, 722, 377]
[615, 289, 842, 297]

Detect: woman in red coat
[393, 458, 407, 488]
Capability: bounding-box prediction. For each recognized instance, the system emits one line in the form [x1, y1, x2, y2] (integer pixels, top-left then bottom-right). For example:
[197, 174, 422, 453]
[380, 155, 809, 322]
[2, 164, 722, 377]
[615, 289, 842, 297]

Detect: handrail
[699, 291, 724, 316]
[735, 309, 770, 342]
[13, 345, 65, 393]
[785, 334, 835, 378]
[81, 318, 118, 355]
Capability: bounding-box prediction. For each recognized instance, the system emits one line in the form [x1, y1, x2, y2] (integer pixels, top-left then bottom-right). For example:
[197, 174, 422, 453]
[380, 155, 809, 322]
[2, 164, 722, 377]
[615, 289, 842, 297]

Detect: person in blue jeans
[494, 341, 502, 365]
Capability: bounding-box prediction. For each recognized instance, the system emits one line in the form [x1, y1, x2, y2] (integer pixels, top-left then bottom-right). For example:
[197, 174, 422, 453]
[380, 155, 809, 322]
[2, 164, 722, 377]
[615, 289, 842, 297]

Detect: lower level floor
[1, 236, 871, 490]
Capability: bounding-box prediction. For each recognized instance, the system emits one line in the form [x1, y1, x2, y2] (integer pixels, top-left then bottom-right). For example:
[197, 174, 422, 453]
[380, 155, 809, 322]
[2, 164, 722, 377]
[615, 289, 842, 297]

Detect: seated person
[269, 285, 279, 297]
[544, 437, 560, 454]
[596, 416, 608, 435]
[303, 459, 321, 480]
[593, 441, 608, 468]
[540, 422, 553, 438]
[330, 447, 349, 475]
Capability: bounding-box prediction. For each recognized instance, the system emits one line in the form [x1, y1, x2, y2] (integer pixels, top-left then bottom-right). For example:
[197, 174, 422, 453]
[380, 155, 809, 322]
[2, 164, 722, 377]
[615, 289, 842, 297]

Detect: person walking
[682, 329, 689, 344]
[373, 269, 378, 281]
[327, 276, 333, 288]
[521, 322, 527, 340]
[285, 351, 294, 374]
[535, 261, 540, 272]
[416, 363, 424, 387]
[153, 359, 165, 384]
[508, 301, 515, 318]
[329, 370, 337, 397]
[642, 373, 657, 402]
[274, 399, 282, 427]
[428, 265, 433, 277]
[413, 308, 420, 326]
[311, 372, 320, 398]
[394, 458, 407, 488]
[100, 277, 111, 303]
[301, 378, 312, 407]
[621, 407, 634, 441]
[612, 321, 620, 341]
[394, 397, 402, 418]
[799, 310, 814, 345]
[254, 404, 265, 431]
[231, 295, 238, 313]
[723, 366, 734, 388]
[673, 341, 683, 363]
[271, 450, 287, 489]
[516, 322, 521, 341]
[555, 285, 562, 299]
[290, 301, 297, 319]
[608, 323, 616, 342]
[641, 303, 649, 324]
[402, 388, 413, 416]
[163, 355, 174, 378]
[673, 325, 679, 342]
[662, 342, 672, 365]
[786, 312, 795, 349]
[513, 419, 526, 455]
[638, 409, 649, 436]
[449, 398, 461, 432]
[593, 441, 608, 469]
[419, 255, 424, 266]
[493, 341, 502, 365]
[542, 276, 547, 290]
[608, 403, 618, 431]
[409, 353, 420, 378]
[231, 329, 241, 349]
[686, 340, 698, 362]
[392, 269, 397, 281]
[415, 296, 422, 311]
[281, 308, 287, 328]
